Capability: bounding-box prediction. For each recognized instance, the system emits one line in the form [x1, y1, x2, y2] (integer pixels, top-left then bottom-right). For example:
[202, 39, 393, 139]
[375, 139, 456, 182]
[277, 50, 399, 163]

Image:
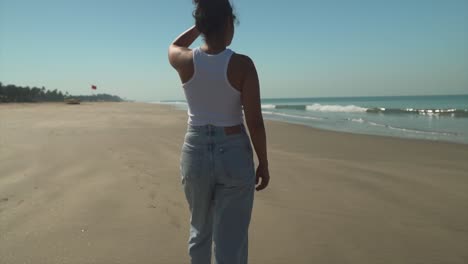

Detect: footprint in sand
[167, 199, 183, 209]
[151, 181, 161, 187]
[1, 197, 8, 202]
[164, 206, 182, 229]
[149, 190, 157, 200]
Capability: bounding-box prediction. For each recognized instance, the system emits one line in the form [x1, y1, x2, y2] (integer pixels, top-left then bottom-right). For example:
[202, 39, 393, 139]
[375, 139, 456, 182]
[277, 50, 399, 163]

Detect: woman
[168, 0, 270, 263]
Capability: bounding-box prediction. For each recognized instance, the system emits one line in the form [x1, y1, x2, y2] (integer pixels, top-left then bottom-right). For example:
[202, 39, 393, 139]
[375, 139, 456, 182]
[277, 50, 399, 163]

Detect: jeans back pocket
[219, 138, 255, 186]
[180, 143, 205, 181]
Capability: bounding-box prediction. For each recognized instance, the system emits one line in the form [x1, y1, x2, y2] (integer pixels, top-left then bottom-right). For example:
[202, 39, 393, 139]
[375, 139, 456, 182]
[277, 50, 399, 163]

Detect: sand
[1, 102, 467, 264]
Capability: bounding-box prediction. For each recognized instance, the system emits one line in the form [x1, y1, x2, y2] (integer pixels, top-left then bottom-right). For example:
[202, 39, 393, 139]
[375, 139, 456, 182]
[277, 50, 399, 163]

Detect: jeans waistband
[187, 123, 246, 136]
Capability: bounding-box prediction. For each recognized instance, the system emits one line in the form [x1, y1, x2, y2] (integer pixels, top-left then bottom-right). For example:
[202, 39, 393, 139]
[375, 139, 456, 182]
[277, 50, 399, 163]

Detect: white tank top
[182, 47, 244, 126]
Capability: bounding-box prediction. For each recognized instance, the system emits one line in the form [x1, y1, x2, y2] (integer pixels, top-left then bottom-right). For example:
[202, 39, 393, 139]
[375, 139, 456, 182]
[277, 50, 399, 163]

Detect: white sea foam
[150, 101, 188, 105]
[261, 104, 276, 109]
[365, 121, 456, 136]
[349, 118, 365, 123]
[306, 103, 368, 113]
[262, 111, 323, 120]
[346, 117, 457, 136]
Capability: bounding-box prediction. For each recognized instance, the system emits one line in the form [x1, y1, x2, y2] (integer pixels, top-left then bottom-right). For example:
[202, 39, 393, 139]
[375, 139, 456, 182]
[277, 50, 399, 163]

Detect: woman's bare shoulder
[230, 53, 256, 78]
[228, 52, 257, 92]
[231, 52, 255, 69]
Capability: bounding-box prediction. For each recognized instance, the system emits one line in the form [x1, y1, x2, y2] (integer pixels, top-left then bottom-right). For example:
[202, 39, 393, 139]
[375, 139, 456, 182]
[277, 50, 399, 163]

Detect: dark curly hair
[193, 0, 238, 42]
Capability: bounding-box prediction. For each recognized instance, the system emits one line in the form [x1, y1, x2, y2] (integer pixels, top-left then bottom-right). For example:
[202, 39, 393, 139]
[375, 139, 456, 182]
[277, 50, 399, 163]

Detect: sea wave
[306, 104, 367, 112]
[366, 107, 468, 117]
[152, 101, 188, 105]
[262, 103, 366, 112]
[261, 104, 276, 109]
[261, 103, 468, 117]
[262, 111, 324, 120]
[347, 118, 459, 136]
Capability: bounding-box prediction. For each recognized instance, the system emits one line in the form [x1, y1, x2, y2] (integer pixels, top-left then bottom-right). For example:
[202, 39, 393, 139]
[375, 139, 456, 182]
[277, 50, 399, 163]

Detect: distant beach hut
[65, 98, 80, 104]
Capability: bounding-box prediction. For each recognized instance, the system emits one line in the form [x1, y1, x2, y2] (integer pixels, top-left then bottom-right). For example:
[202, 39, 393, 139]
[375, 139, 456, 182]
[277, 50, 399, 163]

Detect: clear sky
[1, 0, 467, 101]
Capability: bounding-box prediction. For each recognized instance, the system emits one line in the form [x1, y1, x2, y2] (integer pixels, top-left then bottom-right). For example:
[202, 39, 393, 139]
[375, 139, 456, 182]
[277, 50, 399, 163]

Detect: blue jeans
[180, 123, 255, 264]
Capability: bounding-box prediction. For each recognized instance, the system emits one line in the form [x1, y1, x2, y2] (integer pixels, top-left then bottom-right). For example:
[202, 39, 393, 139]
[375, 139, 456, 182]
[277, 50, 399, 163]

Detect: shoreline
[147, 101, 468, 147]
[2, 101, 467, 147]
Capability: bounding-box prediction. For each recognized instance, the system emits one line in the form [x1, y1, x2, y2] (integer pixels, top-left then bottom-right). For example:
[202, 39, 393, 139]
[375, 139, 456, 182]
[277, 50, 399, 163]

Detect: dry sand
[1, 102, 467, 264]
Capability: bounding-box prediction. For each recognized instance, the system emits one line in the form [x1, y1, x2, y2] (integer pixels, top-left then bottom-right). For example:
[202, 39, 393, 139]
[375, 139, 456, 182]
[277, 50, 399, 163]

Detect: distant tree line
[71, 94, 123, 102]
[0, 82, 123, 103]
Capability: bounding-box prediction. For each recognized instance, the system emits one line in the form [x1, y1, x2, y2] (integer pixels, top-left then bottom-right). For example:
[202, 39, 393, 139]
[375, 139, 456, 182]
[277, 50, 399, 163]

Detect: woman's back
[183, 47, 244, 126]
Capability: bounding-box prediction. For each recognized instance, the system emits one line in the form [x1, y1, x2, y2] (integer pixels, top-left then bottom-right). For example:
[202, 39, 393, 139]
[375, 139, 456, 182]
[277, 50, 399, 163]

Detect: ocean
[154, 95, 468, 144]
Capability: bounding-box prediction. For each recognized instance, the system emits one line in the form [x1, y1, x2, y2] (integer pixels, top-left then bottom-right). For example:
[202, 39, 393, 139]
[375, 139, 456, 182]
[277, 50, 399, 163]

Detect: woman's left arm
[168, 26, 200, 69]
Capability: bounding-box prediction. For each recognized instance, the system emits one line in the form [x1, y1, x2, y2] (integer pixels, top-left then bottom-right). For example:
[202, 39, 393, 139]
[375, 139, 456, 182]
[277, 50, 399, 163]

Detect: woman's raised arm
[168, 26, 200, 69]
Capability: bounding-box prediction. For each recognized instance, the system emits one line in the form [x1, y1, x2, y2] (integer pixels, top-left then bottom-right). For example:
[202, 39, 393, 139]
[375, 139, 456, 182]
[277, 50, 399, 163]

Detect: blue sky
[1, 0, 467, 101]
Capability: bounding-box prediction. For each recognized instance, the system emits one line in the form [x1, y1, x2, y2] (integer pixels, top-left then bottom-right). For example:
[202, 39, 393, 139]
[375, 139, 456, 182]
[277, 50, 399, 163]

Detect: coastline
[153, 101, 468, 146]
[2, 100, 467, 146]
[1, 102, 467, 263]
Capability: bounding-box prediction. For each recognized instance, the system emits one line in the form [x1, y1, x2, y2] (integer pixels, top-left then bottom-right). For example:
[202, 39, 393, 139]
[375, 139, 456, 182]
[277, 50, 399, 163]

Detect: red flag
[91, 85, 97, 90]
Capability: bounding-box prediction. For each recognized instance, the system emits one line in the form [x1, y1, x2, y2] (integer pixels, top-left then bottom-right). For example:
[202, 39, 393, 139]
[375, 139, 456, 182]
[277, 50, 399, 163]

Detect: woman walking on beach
[168, 0, 270, 263]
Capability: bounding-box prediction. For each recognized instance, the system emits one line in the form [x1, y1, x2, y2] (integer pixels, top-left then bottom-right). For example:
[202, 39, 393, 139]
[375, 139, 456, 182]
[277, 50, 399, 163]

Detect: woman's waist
[187, 113, 245, 128]
[187, 123, 243, 133]
[184, 123, 249, 144]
